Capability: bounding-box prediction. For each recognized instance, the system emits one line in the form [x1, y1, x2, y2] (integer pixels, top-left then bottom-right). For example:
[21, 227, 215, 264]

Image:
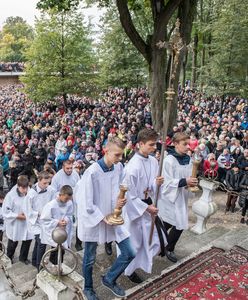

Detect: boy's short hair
[137, 128, 158, 143]
[37, 171, 51, 181]
[172, 132, 190, 144]
[63, 160, 73, 166]
[59, 185, 73, 196]
[17, 175, 29, 188]
[106, 137, 125, 149]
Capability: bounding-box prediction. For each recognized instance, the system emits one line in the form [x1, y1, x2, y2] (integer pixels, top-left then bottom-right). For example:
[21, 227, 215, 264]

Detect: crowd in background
[0, 62, 25, 72]
[0, 83, 248, 217]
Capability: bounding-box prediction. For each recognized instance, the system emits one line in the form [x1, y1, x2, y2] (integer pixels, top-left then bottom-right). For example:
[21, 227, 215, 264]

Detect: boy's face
[175, 139, 190, 155]
[59, 194, 72, 203]
[105, 144, 124, 164]
[38, 178, 50, 190]
[139, 140, 157, 155]
[18, 186, 28, 195]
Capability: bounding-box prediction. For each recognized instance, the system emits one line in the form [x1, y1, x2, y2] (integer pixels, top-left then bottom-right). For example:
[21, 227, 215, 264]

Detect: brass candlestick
[106, 184, 128, 225]
[189, 157, 201, 192]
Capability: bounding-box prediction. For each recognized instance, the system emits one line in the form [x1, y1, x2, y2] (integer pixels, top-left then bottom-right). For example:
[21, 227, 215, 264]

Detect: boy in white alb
[123, 128, 166, 283]
[3, 175, 33, 264]
[40, 185, 73, 265]
[26, 171, 55, 270]
[75, 137, 135, 300]
[159, 132, 197, 263]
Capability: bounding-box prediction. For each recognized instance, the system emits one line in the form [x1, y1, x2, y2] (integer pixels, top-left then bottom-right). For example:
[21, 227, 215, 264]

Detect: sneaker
[127, 272, 143, 283]
[83, 289, 100, 300]
[101, 276, 125, 298]
[105, 242, 112, 256]
[165, 249, 177, 263]
[240, 217, 245, 224]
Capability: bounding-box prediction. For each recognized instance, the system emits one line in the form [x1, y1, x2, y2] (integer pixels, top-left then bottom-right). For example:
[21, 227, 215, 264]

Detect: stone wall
[0, 75, 21, 86]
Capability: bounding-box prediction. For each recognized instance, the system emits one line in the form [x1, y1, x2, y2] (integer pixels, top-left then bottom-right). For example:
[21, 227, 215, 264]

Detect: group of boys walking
[0, 128, 198, 300]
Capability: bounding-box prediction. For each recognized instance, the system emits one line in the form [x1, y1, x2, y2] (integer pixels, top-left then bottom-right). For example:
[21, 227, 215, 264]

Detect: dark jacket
[237, 155, 248, 172]
[225, 170, 242, 191]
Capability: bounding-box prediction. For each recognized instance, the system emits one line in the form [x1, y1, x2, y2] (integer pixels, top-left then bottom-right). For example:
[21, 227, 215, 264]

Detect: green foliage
[98, 9, 147, 88]
[191, 0, 248, 97]
[37, 0, 81, 12]
[22, 9, 97, 104]
[0, 17, 34, 61]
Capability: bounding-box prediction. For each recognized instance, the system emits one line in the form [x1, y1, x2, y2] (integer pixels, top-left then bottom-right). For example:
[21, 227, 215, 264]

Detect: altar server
[51, 160, 80, 192]
[40, 185, 73, 265]
[123, 128, 165, 283]
[3, 175, 33, 264]
[76, 137, 135, 300]
[26, 171, 55, 270]
[51, 159, 81, 250]
[159, 132, 197, 263]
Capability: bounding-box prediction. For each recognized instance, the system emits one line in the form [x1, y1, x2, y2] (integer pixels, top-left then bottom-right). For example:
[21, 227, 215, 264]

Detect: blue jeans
[83, 238, 135, 290]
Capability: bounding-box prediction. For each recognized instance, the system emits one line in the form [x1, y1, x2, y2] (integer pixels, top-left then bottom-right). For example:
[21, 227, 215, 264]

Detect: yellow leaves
[1, 33, 15, 45]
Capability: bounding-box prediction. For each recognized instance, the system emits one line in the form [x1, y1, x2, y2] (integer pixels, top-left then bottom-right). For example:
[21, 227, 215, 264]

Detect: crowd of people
[0, 83, 247, 299]
[0, 62, 25, 72]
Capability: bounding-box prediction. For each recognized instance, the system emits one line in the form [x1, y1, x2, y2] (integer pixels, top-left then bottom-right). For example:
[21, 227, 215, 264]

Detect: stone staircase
[0, 223, 247, 300]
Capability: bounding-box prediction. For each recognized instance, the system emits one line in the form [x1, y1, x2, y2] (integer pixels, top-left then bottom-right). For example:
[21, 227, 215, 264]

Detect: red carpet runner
[127, 246, 248, 300]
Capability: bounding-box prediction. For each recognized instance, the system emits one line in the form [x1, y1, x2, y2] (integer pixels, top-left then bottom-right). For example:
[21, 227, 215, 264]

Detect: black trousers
[7, 239, 32, 261]
[163, 221, 183, 252]
[242, 198, 248, 217]
[32, 234, 47, 270]
[49, 247, 65, 265]
[75, 227, 82, 247]
[0, 230, 3, 251]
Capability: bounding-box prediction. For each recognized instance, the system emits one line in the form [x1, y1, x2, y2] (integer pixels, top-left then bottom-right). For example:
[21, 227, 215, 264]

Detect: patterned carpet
[126, 246, 248, 300]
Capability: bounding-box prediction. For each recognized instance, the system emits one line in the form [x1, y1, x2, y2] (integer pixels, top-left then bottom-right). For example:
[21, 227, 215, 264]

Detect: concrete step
[211, 225, 248, 250]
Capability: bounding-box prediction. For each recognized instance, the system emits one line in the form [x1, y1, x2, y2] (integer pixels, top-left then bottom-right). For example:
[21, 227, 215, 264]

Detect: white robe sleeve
[77, 172, 104, 228]
[25, 194, 39, 226]
[40, 205, 59, 235]
[2, 194, 18, 221]
[161, 158, 180, 204]
[125, 173, 148, 221]
[51, 175, 60, 192]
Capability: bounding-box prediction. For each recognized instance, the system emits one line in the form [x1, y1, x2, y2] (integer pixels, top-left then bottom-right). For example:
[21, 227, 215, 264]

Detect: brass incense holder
[189, 156, 201, 192]
[106, 184, 128, 225]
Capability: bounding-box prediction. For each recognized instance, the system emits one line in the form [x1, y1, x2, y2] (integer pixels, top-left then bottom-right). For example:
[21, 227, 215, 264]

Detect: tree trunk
[191, 33, 198, 89]
[149, 47, 167, 133]
[182, 50, 188, 88]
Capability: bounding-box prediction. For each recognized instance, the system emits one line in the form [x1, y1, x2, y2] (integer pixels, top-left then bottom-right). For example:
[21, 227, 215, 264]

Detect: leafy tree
[38, 0, 198, 132]
[22, 8, 96, 106]
[98, 9, 147, 88]
[200, 0, 248, 97]
[0, 17, 34, 61]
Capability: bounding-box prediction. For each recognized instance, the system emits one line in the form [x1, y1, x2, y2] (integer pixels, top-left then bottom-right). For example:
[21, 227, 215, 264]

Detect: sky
[0, 0, 103, 29]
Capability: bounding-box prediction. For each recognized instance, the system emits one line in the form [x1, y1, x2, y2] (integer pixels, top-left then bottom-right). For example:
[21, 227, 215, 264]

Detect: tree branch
[155, 0, 183, 40]
[116, 0, 151, 63]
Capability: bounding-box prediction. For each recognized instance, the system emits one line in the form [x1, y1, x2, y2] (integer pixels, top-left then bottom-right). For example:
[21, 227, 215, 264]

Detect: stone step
[211, 225, 248, 250]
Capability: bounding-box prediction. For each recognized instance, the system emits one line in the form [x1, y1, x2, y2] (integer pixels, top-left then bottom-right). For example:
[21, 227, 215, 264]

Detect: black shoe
[127, 272, 143, 283]
[20, 259, 31, 265]
[75, 243, 83, 251]
[241, 217, 245, 224]
[105, 242, 112, 256]
[246, 219, 248, 225]
[165, 249, 177, 263]
[225, 207, 230, 212]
